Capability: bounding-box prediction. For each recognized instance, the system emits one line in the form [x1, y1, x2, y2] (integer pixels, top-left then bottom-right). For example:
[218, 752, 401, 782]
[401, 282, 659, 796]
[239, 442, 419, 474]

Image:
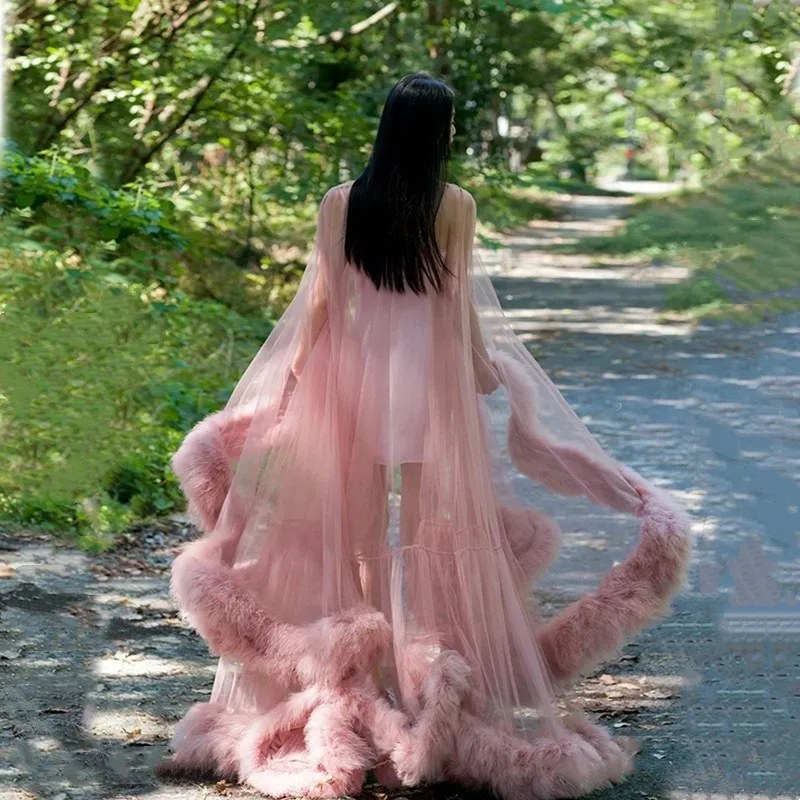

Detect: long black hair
[345, 73, 455, 295]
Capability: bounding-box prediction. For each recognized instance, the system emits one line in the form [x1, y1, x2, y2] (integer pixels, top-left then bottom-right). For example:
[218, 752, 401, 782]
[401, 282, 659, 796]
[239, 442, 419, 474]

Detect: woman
[162, 73, 691, 799]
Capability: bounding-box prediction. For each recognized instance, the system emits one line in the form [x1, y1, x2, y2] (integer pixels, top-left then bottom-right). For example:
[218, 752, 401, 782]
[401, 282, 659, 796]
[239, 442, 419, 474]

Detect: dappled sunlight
[94, 593, 174, 612]
[496, 253, 647, 275]
[649, 396, 701, 408]
[506, 305, 683, 323]
[691, 516, 720, 543]
[665, 487, 706, 509]
[93, 651, 214, 679]
[597, 180, 686, 196]
[83, 708, 173, 743]
[502, 262, 690, 283]
[21, 658, 71, 669]
[0, 523, 220, 798]
[573, 671, 691, 713]
[505, 309, 692, 338]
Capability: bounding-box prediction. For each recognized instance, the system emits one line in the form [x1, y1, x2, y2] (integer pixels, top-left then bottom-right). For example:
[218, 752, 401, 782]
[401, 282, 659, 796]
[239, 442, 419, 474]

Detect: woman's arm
[290, 190, 336, 378]
[470, 298, 500, 394]
[457, 191, 499, 394]
[290, 276, 328, 379]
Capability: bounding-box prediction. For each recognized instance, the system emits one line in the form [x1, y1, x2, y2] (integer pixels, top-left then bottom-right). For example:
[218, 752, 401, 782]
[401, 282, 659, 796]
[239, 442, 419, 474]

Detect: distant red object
[625, 148, 634, 159]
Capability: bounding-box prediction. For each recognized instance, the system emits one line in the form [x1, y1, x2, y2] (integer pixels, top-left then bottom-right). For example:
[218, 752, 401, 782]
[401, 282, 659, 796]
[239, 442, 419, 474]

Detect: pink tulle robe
[162, 181, 693, 799]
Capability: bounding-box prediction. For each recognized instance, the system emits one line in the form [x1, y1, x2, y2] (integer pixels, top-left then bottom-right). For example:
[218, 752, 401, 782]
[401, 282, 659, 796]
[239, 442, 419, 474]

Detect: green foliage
[0, 164, 271, 539]
[582, 150, 800, 313]
[456, 163, 562, 231]
[664, 276, 728, 311]
[2, 144, 183, 248]
[8, 0, 800, 214]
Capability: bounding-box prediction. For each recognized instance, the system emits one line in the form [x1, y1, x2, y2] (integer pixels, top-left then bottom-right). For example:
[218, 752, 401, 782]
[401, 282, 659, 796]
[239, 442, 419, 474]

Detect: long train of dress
[156, 182, 693, 799]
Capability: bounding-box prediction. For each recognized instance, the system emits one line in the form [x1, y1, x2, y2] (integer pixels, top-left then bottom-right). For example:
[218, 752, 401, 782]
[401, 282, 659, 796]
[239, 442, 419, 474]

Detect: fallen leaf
[125, 727, 142, 740]
[0, 564, 14, 579]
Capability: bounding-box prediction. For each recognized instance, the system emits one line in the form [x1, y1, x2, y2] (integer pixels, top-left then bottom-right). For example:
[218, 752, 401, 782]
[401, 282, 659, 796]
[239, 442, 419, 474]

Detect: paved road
[483, 189, 800, 799]
[1, 189, 798, 800]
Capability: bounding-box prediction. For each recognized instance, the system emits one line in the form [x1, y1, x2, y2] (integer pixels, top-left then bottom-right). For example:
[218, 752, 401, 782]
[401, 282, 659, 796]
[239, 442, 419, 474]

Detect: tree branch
[32, 0, 213, 150]
[722, 69, 800, 126]
[119, 0, 266, 184]
[704, 107, 755, 137]
[268, 2, 398, 48]
[618, 88, 715, 161]
[543, 87, 570, 137]
[10, 0, 82, 30]
[35, 75, 115, 150]
[782, 56, 800, 98]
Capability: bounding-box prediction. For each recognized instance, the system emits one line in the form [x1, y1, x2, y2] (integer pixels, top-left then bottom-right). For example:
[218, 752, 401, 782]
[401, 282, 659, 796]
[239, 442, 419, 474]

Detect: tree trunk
[426, 0, 453, 78]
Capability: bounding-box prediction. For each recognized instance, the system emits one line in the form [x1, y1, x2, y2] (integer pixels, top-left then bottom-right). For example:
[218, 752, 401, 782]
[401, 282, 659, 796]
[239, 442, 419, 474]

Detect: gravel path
[1, 188, 798, 800]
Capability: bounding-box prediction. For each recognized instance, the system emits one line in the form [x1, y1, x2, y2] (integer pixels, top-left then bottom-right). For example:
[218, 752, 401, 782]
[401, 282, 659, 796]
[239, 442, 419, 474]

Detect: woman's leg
[358, 463, 389, 610]
[354, 463, 390, 692]
[400, 462, 423, 549]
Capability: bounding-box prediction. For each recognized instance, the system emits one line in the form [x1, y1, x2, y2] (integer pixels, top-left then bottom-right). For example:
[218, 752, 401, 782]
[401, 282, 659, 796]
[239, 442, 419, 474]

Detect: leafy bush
[0, 154, 275, 542]
[3, 144, 184, 248]
[453, 161, 562, 231]
[664, 275, 728, 311]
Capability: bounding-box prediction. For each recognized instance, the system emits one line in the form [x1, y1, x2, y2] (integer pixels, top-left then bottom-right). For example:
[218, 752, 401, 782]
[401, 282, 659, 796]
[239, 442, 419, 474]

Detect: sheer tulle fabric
[208, 181, 634, 719]
[164, 182, 691, 796]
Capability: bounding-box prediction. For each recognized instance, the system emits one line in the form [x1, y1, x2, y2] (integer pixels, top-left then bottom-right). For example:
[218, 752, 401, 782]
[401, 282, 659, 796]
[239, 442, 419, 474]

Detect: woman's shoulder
[323, 180, 355, 202]
[444, 182, 476, 210]
[317, 182, 355, 221]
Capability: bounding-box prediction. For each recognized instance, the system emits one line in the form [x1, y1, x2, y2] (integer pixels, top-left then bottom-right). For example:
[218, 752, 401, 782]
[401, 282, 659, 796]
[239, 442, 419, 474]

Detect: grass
[575, 154, 800, 316]
[523, 177, 630, 197]
[0, 150, 284, 546]
[666, 297, 800, 324]
[0, 215, 273, 549]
